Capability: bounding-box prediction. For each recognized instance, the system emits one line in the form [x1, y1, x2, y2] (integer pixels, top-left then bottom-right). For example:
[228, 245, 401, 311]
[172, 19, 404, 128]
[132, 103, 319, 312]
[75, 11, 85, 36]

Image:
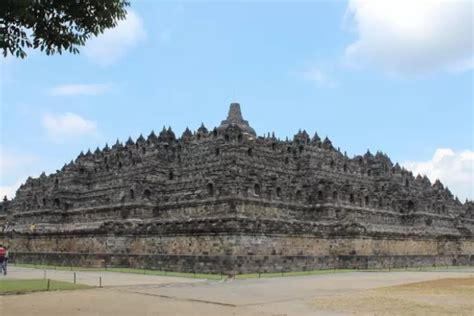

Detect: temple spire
[227, 102, 244, 123]
[217, 102, 256, 136]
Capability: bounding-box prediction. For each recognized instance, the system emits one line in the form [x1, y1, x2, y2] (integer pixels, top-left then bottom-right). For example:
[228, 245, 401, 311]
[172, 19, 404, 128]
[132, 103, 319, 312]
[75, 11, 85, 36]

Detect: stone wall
[8, 251, 473, 274]
[5, 233, 473, 257]
[3, 232, 473, 273]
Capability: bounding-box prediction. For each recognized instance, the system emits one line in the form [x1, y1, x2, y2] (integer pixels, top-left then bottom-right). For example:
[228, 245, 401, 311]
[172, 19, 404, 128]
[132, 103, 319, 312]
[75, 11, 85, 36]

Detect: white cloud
[49, 83, 113, 96]
[301, 66, 334, 87]
[402, 148, 474, 201]
[42, 112, 97, 142]
[83, 10, 146, 66]
[344, 0, 473, 75]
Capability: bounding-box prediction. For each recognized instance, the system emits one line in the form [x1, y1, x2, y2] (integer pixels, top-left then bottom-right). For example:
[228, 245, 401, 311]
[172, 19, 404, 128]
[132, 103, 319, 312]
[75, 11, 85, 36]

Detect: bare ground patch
[312, 277, 474, 315]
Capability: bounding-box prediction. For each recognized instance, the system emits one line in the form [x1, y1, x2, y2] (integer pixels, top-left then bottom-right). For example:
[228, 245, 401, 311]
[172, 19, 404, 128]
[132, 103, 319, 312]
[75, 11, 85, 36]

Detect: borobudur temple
[0, 103, 473, 274]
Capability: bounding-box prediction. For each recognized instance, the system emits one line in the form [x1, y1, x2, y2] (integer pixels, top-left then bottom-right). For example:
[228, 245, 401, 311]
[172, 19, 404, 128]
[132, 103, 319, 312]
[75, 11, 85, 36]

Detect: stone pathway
[113, 269, 474, 306]
[1, 266, 205, 287]
[1, 266, 473, 316]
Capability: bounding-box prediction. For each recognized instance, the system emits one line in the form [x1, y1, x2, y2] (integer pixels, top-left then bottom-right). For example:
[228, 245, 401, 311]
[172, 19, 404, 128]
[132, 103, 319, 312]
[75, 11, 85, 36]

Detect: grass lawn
[0, 279, 92, 295]
[14, 263, 105, 272]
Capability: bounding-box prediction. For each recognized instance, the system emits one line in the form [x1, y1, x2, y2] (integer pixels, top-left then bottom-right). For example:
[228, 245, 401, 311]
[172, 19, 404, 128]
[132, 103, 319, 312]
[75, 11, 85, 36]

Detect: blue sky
[0, 0, 473, 200]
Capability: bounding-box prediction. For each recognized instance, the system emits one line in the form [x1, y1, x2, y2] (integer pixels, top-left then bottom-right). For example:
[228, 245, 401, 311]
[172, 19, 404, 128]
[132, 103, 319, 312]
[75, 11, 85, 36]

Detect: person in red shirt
[0, 245, 7, 275]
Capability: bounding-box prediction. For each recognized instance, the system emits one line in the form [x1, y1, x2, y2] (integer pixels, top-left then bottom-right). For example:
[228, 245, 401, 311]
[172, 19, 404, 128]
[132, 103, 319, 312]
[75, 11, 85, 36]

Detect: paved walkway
[2, 266, 205, 287]
[1, 266, 473, 315]
[115, 269, 474, 306]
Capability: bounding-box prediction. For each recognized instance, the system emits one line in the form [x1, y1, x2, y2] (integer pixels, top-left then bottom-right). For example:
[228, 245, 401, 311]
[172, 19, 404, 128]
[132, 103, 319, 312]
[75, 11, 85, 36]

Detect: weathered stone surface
[0, 103, 472, 273]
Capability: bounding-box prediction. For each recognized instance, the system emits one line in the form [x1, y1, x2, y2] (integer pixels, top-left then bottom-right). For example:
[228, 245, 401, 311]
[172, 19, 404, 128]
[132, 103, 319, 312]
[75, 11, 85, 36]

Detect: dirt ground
[0, 267, 473, 315]
[313, 277, 474, 315]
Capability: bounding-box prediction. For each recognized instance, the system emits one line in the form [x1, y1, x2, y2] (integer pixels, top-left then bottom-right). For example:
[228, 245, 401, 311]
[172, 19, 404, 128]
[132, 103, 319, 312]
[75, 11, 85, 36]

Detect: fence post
[47, 279, 50, 291]
[74, 272, 76, 284]
[99, 277, 102, 288]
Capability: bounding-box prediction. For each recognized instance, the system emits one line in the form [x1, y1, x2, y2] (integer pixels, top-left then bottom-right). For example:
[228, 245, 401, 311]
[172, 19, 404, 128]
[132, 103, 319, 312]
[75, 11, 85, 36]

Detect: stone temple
[0, 103, 473, 273]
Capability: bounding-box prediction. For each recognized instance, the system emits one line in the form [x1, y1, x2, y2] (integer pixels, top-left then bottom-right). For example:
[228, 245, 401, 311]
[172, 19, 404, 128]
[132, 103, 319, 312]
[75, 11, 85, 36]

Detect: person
[0, 244, 6, 275]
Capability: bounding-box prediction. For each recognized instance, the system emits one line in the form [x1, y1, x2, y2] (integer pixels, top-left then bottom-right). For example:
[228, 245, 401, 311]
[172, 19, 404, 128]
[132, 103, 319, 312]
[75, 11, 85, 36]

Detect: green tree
[0, 0, 130, 58]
